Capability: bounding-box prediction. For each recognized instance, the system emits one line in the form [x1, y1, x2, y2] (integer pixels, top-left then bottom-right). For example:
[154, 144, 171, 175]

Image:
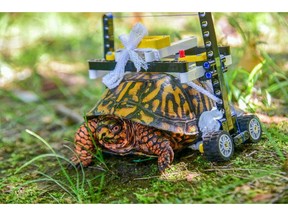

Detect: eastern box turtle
[72, 72, 214, 173]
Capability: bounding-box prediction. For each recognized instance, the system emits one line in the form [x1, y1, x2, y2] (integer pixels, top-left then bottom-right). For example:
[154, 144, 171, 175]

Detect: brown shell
[87, 72, 214, 135]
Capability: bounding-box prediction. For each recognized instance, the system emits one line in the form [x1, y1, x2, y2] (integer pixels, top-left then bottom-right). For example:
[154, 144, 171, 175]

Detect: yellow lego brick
[179, 52, 207, 62]
[199, 143, 204, 154]
[105, 51, 115, 61]
[137, 36, 171, 49]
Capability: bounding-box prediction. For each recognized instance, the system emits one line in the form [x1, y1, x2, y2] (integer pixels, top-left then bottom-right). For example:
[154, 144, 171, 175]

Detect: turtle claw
[158, 146, 174, 173]
[67, 163, 76, 170]
[159, 164, 171, 175]
[67, 156, 82, 170]
[68, 155, 93, 170]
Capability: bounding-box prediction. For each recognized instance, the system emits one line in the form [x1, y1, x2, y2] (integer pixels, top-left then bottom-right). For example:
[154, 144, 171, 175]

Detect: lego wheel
[203, 131, 234, 162]
[238, 115, 262, 143]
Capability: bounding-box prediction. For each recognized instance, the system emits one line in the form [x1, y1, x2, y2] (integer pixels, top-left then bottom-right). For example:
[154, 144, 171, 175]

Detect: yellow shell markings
[197, 90, 209, 114]
[183, 81, 214, 115]
[89, 72, 206, 135]
[139, 74, 195, 121]
[174, 125, 185, 134]
[95, 99, 114, 114]
[128, 82, 142, 102]
[126, 72, 149, 81]
[114, 105, 137, 118]
[161, 84, 183, 119]
[142, 73, 153, 80]
[178, 96, 192, 119]
[116, 82, 131, 102]
[143, 82, 152, 94]
[152, 100, 160, 112]
[203, 90, 214, 111]
[159, 122, 171, 132]
[196, 94, 204, 114]
[167, 100, 177, 118]
[186, 124, 197, 134]
[138, 110, 154, 124]
[114, 82, 125, 95]
[142, 78, 163, 103]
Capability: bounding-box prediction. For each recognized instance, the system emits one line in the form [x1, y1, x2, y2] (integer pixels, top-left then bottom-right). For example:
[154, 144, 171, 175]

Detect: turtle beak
[98, 127, 109, 140]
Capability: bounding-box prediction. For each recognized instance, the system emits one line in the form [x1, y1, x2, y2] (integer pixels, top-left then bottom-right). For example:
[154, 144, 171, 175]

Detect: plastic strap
[186, 81, 223, 104]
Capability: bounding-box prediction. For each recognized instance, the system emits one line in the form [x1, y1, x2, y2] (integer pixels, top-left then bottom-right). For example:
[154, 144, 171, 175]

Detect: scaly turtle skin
[72, 72, 214, 173]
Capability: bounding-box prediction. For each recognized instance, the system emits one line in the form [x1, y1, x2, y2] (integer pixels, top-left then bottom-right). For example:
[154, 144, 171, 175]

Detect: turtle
[72, 72, 215, 173]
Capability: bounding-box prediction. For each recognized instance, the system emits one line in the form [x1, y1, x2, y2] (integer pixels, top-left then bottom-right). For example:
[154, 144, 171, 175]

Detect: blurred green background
[1, 12, 287, 113]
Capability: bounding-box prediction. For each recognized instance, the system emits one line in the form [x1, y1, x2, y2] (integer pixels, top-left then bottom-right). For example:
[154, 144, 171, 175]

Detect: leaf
[186, 173, 200, 182]
[252, 193, 274, 202]
[234, 184, 251, 193]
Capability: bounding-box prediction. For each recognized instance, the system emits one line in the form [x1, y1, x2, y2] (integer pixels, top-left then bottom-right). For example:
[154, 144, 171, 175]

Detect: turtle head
[96, 116, 133, 153]
[97, 117, 123, 142]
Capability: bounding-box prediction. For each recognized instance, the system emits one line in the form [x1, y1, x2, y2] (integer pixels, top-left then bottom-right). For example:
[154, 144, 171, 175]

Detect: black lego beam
[88, 60, 189, 73]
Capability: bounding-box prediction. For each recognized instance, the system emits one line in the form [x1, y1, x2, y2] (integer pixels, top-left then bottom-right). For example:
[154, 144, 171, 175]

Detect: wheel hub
[219, 134, 233, 157]
[249, 118, 261, 140]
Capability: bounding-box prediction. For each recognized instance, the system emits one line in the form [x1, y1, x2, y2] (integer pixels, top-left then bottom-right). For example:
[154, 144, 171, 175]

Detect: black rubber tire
[237, 115, 262, 143]
[203, 130, 234, 162]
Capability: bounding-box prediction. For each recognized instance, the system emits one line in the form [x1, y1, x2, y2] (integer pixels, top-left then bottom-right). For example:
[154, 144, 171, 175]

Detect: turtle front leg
[71, 119, 98, 167]
[136, 125, 174, 173]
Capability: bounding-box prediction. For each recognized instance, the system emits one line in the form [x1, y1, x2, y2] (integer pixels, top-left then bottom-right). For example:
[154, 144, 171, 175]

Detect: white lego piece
[179, 65, 205, 83]
[167, 64, 205, 83]
[158, 36, 198, 58]
[168, 54, 232, 83]
[89, 70, 109, 79]
[225, 55, 232, 65]
[144, 50, 160, 62]
[115, 48, 160, 63]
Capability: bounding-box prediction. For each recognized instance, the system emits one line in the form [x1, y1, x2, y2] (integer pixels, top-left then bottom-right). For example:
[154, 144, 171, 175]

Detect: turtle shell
[87, 72, 214, 135]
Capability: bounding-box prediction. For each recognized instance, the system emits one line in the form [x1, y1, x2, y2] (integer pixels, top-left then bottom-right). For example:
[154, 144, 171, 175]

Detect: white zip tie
[102, 23, 150, 89]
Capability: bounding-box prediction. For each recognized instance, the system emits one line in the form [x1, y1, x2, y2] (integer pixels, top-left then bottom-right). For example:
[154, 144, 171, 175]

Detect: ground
[0, 88, 287, 203]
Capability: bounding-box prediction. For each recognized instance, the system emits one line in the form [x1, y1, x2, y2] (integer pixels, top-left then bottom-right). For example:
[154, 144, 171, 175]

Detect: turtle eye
[112, 125, 121, 133]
